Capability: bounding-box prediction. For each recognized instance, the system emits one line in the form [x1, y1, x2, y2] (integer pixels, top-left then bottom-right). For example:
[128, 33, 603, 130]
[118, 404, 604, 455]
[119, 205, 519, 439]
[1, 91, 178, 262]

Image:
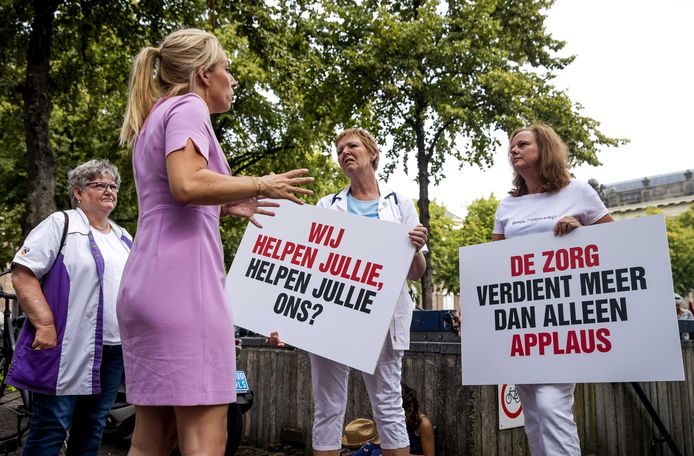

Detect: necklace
[91, 223, 111, 234]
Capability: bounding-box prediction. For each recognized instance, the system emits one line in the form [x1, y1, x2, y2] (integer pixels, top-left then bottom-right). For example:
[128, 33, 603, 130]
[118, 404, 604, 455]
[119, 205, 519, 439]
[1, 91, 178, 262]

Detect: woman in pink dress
[118, 28, 313, 455]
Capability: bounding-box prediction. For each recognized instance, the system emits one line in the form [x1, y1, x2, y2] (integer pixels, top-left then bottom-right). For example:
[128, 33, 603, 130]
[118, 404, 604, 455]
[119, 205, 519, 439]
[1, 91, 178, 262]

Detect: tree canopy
[0, 0, 347, 267]
[298, 0, 627, 306]
[428, 195, 499, 296]
[1, 0, 630, 302]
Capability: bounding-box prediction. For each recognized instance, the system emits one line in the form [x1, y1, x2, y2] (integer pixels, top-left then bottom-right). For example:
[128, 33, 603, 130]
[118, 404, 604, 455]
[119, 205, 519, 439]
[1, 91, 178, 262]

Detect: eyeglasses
[85, 182, 119, 193]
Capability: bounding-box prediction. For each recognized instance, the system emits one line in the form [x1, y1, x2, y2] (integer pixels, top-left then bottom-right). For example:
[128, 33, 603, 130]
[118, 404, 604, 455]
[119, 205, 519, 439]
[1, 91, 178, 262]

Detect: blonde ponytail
[120, 29, 224, 149]
[120, 47, 160, 147]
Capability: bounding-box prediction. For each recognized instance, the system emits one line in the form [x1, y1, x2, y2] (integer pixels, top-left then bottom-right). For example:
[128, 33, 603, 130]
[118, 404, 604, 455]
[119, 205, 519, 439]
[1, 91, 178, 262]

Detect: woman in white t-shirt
[492, 124, 613, 456]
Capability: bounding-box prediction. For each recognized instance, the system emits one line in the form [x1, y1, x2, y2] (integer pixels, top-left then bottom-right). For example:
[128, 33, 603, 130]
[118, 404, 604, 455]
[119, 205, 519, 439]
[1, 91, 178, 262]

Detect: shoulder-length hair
[509, 123, 571, 197]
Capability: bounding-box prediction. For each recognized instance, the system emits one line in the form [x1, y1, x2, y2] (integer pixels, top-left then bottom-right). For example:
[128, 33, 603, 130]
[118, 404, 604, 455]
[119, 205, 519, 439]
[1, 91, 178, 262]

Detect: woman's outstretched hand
[222, 197, 280, 228]
[259, 169, 314, 204]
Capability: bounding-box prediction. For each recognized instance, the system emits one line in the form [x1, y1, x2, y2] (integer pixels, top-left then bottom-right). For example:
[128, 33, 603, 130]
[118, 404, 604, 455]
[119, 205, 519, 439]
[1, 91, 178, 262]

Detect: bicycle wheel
[225, 403, 243, 455]
[0, 334, 31, 449]
[0, 360, 7, 399]
[0, 386, 29, 453]
[0, 350, 13, 404]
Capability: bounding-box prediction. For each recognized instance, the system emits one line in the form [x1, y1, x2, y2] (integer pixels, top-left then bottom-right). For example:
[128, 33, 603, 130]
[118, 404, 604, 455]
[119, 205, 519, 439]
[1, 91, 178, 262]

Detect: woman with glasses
[7, 159, 132, 455]
[118, 28, 313, 454]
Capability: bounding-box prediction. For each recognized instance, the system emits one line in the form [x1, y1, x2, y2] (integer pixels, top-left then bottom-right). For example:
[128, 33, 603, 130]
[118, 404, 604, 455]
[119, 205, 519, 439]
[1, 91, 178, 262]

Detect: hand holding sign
[408, 224, 428, 252]
[554, 215, 583, 236]
[265, 331, 286, 347]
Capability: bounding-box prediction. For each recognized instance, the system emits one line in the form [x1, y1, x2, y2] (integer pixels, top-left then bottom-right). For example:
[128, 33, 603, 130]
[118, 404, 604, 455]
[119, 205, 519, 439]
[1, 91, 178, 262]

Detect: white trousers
[516, 383, 581, 456]
[309, 337, 409, 450]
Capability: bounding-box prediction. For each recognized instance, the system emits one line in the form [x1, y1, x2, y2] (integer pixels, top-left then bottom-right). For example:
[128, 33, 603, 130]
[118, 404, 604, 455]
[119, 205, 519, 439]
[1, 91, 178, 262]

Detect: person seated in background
[401, 383, 435, 456]
[342, 418, 382, 456]
[676, 294, 694, 341]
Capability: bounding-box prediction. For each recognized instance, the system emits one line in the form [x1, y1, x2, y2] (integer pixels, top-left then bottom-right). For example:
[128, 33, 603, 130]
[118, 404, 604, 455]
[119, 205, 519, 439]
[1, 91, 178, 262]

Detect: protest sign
[459, 215, 684, 385]
[226, 203, 414, 374]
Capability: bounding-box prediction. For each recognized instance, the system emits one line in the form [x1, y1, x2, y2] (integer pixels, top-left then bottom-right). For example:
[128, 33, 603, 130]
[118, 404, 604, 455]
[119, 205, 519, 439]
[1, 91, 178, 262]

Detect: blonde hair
[119, 28, 225, 147]
[509, 123, 571, 196]
[335, 128, 380, 170]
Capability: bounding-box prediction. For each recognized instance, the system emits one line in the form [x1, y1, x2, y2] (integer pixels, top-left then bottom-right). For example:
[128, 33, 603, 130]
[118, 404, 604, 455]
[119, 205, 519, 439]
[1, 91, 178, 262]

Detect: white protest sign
[498, 384, 524, 430]
[459, 215, 684, 385]
[226, 203, 414, 374]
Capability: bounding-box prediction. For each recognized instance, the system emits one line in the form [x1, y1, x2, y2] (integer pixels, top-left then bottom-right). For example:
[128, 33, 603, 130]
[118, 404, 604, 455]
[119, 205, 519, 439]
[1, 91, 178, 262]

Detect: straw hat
[342, 418, 380, 449]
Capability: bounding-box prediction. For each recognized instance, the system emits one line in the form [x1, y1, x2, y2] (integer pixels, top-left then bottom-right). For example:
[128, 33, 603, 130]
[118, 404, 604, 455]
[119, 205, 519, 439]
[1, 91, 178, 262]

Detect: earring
[77, 200, 81, 204]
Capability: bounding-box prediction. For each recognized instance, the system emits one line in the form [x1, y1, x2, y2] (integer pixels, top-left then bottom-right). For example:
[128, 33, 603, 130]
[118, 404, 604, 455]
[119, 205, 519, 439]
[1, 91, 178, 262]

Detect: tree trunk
[414, 100, 433, 309]
[22, 0, 60, 234]
[208, 0, 217, 31]
[417, 157, 434, 309]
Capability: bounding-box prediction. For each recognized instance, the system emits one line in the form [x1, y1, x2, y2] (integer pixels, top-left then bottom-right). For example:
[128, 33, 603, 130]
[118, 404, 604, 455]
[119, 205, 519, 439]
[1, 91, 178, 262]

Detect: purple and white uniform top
[7, 208, 132, 395]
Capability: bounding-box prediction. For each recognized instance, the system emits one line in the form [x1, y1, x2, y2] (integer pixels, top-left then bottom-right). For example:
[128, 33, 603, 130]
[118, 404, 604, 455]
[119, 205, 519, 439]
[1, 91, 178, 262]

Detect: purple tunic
[117, 93, 236, 405]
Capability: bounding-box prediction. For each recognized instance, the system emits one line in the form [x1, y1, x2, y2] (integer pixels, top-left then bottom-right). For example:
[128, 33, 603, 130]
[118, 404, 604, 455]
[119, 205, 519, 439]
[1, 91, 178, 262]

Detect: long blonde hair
[119, 28, 225, 147]
[509, 124, 571, 196]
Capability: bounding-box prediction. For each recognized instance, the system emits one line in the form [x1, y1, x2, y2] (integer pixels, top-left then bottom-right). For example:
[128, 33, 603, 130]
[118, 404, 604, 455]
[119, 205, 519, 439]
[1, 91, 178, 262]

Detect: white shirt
[92, 228, 129, 344]
[316, 182, 427, 350]
[494, 180, 609, 239]
[9, 208, 132, 395]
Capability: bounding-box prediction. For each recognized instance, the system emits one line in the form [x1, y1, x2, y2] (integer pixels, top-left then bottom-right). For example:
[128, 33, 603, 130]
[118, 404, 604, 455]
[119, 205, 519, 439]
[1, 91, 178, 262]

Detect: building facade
[596, 169, 694, 220]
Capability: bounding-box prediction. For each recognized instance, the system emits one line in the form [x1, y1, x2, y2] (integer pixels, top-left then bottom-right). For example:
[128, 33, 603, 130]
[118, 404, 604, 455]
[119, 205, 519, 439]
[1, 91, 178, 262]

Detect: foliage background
[1, 0, 689, 300]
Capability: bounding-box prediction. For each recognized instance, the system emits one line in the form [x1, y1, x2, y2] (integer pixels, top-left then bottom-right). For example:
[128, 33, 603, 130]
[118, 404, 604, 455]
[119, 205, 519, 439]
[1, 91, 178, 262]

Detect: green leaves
[0, 0, 353, 268]
[297, 0, 627, 306]
[666, 205, 694, 295]
[1, 0, 629, 297]
[304, 0, 627, 178]
[428, 195, 500, 295]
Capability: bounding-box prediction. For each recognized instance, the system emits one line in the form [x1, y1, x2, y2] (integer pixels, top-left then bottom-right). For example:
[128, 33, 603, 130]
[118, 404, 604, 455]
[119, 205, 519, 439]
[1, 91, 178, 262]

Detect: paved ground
[0, 391, 303, 456]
